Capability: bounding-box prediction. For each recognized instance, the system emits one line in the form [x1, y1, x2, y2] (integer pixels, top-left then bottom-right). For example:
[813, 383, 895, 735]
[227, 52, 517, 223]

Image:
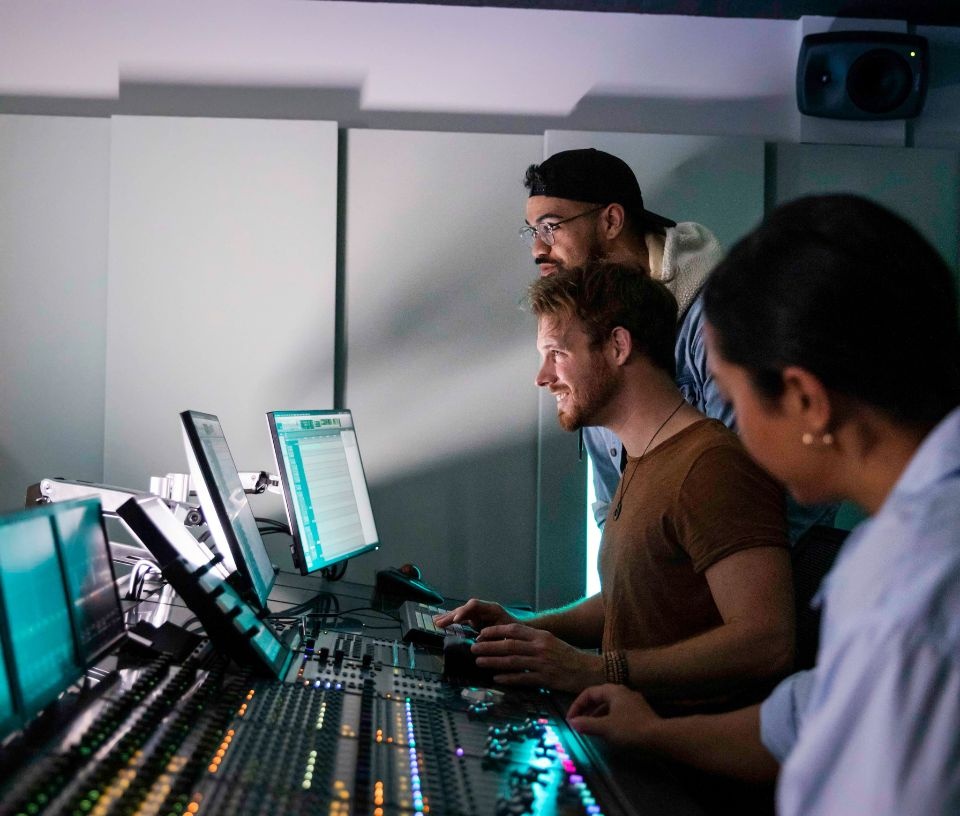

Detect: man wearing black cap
[520, 148, 733, 530]
[520, 147, 834, 542]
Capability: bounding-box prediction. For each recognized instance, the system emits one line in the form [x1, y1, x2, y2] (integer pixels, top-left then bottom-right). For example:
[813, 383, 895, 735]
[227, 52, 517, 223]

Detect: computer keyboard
[398, 600, 476, 646]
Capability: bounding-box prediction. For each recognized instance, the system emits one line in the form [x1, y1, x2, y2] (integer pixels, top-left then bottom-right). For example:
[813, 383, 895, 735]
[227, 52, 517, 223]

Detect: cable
[126, 560, 163, 601]
[255, 516, 290, 532]
[319, 560, 348, 582]
[301, 606, 399, 621]
[267, 598, 401, 634]
[267, 590, 341, 620]
[342, 606, 400, 620]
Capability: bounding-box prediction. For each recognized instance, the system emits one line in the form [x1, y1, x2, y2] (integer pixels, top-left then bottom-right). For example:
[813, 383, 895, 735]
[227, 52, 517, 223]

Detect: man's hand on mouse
[470, 623, 605, 693]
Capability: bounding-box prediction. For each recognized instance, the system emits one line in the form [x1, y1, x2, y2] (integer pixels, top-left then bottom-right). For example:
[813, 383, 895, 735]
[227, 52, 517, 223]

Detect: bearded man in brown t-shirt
[435, 261, 794, 712]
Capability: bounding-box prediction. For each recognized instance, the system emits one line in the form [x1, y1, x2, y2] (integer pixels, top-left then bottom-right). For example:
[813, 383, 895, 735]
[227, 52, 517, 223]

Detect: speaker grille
[847, 49, 912, 114]
[797, 31, 928, 121]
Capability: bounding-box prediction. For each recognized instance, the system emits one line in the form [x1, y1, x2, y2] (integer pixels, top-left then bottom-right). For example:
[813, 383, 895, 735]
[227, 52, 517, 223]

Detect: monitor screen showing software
[54, 500, 125, 663]
[180, 410, 276, 609]
[267, 410, 379, 574]
[0, 497, 122, 736]
[0, 614, 14, 739]
[0, 509, 79, 725]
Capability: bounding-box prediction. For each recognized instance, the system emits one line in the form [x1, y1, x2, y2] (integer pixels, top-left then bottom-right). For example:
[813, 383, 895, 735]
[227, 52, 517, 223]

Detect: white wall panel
[0, 115, 110, 512]
[344, 129, 541, 602]
[104, 116, 337, 504]
[774, 143, 959, 269]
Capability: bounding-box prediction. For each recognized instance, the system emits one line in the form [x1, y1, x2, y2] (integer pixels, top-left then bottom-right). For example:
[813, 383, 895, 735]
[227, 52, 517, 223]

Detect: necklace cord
[612, 397, 686, 521]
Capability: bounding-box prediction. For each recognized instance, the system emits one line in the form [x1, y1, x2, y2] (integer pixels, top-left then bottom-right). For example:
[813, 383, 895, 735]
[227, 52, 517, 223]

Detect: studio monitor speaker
[797, 31, 928, 120]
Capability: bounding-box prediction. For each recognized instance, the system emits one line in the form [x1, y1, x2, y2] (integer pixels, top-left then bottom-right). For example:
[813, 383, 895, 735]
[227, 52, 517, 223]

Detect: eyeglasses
[519, 206, 604, 247]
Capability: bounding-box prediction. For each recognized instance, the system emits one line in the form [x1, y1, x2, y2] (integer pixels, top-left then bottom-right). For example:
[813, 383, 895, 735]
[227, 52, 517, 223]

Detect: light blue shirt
[760, 669, 815, 763]
[761, 405, 960, 815]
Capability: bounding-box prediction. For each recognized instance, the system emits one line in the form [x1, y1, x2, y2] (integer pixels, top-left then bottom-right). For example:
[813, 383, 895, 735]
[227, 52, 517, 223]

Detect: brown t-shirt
[600, 418, 787, 654]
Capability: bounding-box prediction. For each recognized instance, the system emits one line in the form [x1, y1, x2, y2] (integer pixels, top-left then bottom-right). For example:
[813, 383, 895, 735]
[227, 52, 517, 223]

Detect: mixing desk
[0, 621, 699, 816]
[0, 497, 706, 816]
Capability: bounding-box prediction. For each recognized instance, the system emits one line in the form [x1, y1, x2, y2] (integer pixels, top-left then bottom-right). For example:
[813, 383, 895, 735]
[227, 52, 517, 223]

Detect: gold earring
[802, 431, 834, 447]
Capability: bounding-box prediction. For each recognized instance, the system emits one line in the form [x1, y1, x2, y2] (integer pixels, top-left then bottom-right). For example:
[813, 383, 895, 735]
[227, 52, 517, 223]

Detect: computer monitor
[118, 496, 292, 680]
[266, 410, 379, 575]
[0, 498, 124, 740]
[0, 618, 15, 740]
[53, 499, 125, 664]
[0, 500, 111, 732]
[180, 410, 276, 610]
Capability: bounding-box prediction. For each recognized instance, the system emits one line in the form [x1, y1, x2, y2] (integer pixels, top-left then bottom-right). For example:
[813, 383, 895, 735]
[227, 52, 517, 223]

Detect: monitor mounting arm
[27, 478, 203, 527]
[149, 471, 281, 504]
[26, 477, 204, 569]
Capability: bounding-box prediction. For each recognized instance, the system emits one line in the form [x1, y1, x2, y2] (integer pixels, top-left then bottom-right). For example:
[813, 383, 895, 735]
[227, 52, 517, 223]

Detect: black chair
[792, 525, 850, 670]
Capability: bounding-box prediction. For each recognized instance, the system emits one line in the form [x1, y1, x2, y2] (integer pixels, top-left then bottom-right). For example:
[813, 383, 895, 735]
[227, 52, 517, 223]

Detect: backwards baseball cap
[526, 148, 676, 232]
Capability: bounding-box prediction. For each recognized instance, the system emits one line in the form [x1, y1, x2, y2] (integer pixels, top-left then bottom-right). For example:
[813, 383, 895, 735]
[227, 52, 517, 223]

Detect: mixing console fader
[1, 630, 637, 816]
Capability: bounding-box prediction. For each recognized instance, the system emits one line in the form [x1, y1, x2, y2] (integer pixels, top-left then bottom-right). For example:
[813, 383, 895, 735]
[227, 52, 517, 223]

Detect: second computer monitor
[180, 410, 276, 609]
[266, 410, 379, 575]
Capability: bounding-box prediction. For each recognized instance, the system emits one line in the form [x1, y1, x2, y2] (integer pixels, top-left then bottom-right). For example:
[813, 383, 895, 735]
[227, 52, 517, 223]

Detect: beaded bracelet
[603, 649, 629, 685]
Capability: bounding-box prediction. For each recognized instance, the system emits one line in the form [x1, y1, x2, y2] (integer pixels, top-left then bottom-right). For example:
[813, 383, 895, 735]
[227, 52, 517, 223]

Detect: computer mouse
[442, 633, 497, 686]
[398, 562, 422, 580]
[375, 567, 444, 605]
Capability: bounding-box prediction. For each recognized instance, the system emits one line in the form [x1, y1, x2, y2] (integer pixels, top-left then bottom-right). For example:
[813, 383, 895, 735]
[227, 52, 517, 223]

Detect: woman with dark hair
[566, 194, 960, 814]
